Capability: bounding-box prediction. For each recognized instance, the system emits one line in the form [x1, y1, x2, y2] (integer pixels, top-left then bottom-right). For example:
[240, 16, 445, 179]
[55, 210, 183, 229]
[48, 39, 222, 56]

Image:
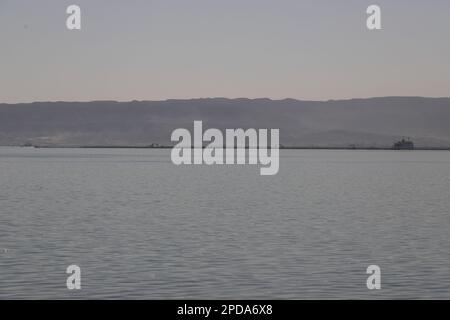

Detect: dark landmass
[1, 97, 450, 148]
[27, 145, 450, 151]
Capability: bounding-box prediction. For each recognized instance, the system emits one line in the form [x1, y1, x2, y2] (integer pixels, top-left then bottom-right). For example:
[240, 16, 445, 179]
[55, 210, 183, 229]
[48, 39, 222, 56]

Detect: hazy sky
[1, 0, 449, 103]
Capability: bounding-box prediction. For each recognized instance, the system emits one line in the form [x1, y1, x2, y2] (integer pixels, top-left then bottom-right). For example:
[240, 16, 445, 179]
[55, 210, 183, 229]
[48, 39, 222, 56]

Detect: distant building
[393, 138, 414, 150]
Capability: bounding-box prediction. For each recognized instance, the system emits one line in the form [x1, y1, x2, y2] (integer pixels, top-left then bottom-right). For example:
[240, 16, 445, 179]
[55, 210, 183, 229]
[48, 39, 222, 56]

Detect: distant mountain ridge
[1, 97, 450, 148]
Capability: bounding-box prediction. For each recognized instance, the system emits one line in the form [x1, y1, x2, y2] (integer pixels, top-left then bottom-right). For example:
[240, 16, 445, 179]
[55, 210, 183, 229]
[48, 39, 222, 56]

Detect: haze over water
[1, 147, 450, 299]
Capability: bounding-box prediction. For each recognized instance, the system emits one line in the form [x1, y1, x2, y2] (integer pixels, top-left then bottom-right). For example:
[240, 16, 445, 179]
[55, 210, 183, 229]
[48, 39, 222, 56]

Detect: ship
[393, 138, 414, 150]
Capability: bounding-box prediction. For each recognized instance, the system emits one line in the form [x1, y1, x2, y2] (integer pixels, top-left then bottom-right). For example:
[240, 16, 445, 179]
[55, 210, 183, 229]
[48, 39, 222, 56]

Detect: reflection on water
[1, 147, 450, 299]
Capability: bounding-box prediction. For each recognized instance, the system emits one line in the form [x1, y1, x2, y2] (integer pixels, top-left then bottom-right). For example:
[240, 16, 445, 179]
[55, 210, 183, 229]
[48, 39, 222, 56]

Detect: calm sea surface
[1, 147, 450, 299]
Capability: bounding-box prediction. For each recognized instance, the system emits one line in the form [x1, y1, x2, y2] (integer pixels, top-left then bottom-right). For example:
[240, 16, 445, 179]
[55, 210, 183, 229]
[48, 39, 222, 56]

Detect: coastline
[2, 145, 450, 151]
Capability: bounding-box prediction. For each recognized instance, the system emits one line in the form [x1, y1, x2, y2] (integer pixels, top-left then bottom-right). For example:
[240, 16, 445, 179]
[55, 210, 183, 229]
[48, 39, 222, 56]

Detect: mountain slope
[1, 97, 450, 147]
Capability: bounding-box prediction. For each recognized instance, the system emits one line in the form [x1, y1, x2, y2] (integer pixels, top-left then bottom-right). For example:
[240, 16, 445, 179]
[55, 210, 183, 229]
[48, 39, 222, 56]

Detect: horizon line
[1, 95, 450, 105]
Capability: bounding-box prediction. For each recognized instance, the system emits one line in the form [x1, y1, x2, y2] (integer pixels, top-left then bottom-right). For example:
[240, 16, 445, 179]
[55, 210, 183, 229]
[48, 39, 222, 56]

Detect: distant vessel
[21, 142, 35, 148]
[393, 138, 414, 150]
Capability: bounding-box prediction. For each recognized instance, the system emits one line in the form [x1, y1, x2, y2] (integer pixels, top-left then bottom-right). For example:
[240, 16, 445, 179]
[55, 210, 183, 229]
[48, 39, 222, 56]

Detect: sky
[0, 0, 449, 103]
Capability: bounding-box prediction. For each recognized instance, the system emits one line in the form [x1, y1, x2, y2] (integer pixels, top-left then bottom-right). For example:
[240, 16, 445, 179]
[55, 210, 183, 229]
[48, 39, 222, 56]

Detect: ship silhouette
[393, 138, 414, 150]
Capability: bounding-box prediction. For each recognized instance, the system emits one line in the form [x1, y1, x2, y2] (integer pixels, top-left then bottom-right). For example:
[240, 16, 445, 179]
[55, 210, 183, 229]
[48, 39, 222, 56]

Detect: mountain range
[1, 97, 450, 148]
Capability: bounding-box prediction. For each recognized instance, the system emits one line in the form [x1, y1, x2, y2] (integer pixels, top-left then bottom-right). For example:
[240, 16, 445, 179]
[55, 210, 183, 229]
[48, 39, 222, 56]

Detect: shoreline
[2, 145, 450, 151]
